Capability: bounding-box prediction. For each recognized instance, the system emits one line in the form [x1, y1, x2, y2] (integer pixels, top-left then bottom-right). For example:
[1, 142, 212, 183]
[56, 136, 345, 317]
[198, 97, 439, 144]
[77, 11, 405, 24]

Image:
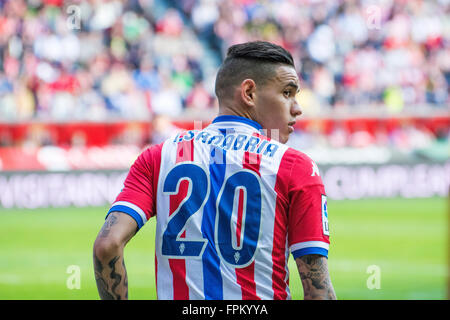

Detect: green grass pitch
[0, 197, 447, 300]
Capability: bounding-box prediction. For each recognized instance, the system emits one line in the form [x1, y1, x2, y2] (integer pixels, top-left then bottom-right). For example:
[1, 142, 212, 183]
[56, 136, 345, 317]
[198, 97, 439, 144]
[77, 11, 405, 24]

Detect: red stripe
[169, 260, 188, 299]
[271, 149, 296, 299]
[168, 137, 194, 300]
[176, 134, 194, 161]
[235, 189, 244, 248]
[271, 195, 288, 299]
[169, 179, 189, 217]
[234, 141, 262, 300]
[236, 261, 258, 300]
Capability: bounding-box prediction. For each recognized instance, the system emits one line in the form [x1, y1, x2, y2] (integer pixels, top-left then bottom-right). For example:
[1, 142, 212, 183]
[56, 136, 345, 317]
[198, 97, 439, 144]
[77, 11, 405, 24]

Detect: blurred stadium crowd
[0, 0, 448, 154]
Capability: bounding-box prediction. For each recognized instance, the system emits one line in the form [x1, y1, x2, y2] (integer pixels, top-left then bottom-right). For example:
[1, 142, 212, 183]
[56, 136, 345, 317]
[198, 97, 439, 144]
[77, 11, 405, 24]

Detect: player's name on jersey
[173, 129, 280, 157]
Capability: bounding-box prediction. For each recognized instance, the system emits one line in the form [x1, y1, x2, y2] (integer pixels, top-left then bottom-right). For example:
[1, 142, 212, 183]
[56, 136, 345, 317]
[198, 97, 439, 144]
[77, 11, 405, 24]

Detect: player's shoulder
[134, 142, 164, 169]
[278, 146, 323, 186]
[140, 142, 163, 157]
[281, 145, 318, 169]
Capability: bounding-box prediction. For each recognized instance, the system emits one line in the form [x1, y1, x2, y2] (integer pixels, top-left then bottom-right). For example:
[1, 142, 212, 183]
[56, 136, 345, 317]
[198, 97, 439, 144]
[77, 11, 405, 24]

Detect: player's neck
[217, 106, 258, 124]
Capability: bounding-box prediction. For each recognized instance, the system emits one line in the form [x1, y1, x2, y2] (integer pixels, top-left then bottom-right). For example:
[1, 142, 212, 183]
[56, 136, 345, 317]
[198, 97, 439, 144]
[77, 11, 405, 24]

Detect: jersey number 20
[161, 163, 262, 268]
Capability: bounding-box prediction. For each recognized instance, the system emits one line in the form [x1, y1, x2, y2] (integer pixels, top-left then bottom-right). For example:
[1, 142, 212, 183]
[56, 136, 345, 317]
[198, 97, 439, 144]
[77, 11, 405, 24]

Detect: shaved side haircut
[215, 41, 295, 102]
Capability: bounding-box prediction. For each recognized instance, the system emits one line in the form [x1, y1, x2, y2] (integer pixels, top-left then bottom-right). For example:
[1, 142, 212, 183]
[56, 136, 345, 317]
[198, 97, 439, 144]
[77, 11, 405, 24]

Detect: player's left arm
[285, 151, 337, 300]
[296, 254, 336, 300]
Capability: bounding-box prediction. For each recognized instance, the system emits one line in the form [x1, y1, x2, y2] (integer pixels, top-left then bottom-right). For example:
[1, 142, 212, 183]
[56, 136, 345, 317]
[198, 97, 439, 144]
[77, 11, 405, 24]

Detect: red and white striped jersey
[108, 115, 330, 300]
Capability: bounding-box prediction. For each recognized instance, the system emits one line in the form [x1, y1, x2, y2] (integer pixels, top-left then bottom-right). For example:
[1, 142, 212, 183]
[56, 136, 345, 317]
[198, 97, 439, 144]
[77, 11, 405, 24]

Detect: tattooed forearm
[123, 258, 128, 299]
[94, 253, 128, 300]
[296, 254, 337, 300]
[95, 271, 115, 300]
[94, 253, 114, 299]
[94, 211, 136, 300]
[108, 256, 123, 299]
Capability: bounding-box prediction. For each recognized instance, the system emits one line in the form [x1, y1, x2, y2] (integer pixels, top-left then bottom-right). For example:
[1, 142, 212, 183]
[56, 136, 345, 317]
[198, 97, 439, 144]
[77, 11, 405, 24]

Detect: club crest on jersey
[321, 195, 329, 236]
[234, 251, 240, 264]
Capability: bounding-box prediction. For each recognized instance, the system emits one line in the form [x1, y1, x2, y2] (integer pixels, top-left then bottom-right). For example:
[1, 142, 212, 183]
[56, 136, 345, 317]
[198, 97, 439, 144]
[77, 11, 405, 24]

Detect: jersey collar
[212, 115, 263, 131]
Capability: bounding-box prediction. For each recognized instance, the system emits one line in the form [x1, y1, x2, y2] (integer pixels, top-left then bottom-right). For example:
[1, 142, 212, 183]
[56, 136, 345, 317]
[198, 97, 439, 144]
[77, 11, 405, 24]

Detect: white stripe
[156, 256, 173, 299]
[220, 151, 241, 300]
[111, 200, 148, 224]
[222, 262, 240, 299]
[185, 141, 205, 300]
[254, 142, 288, 299]
[185, 259, 204, 299]
[289, 241, 330, 253]
[155, 140, 176, 299]
[254, 161, 277, 299]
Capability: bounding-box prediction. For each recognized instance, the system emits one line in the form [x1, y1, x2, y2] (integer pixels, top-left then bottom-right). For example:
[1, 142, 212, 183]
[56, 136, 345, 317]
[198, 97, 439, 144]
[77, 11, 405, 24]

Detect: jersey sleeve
[287, 152, 330, 259]
[106, 143, 162, 230]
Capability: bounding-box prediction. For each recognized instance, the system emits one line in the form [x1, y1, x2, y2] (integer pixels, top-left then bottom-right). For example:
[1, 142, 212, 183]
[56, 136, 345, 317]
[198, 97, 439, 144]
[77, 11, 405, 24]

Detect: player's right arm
[296, 254, 336, 300]
[92, 143, 162, 300]
[93, 211, 137, 300]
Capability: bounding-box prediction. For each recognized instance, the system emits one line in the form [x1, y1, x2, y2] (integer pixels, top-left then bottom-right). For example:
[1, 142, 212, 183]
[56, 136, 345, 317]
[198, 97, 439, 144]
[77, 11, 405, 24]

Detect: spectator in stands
[0, 0, 448, 151]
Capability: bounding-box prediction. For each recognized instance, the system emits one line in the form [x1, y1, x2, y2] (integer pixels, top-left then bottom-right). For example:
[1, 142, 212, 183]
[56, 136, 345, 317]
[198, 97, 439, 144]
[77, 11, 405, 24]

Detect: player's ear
[240, 79, 256, 108]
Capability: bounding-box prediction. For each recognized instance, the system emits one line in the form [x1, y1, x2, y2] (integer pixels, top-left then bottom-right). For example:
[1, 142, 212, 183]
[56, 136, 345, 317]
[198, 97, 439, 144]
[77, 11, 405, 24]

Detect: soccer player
[93, 41, 336, 300]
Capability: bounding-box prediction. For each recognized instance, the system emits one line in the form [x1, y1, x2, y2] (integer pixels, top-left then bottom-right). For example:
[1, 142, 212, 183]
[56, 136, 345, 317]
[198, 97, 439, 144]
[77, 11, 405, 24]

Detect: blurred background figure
[149, 113, 181, 145]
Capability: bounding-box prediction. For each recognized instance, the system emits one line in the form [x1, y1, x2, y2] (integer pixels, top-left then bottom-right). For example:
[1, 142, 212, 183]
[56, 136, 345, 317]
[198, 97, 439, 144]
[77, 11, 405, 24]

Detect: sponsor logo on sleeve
[321, 195, 329, 236]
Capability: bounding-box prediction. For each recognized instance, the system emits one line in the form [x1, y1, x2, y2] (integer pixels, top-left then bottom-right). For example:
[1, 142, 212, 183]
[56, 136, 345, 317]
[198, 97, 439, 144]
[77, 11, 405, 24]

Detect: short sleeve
[287, 152, 330, 259]
[106, 143, 162, 230]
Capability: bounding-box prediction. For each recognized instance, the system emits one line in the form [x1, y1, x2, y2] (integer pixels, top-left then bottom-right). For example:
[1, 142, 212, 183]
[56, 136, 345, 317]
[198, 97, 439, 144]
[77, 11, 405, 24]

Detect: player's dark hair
[215, 41, 295, 101]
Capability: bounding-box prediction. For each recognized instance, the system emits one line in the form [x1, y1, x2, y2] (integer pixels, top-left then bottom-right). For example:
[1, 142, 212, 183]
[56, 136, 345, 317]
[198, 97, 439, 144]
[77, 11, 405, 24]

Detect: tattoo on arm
[94, 253, 128, 300]
[99, 212, 119, 238]
[108, 256, 122, 299]
[94, 211, 135, 299]
[297, 254, 337, 300]
[123, 258, 128, 299]
[94, 254, 114, 299]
